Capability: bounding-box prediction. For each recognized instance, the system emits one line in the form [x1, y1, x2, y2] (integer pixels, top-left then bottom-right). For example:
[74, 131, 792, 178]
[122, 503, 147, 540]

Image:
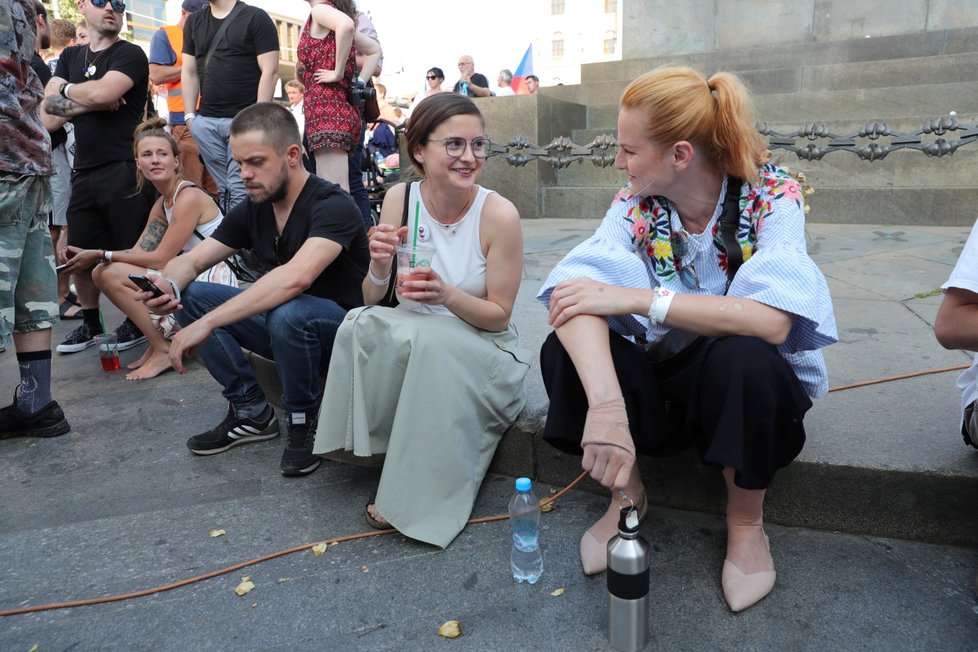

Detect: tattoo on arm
[139, 219, 168, 252]
[44, 95, 82, 117]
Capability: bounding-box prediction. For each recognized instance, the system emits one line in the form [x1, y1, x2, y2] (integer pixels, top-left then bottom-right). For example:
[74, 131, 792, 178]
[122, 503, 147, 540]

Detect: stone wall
[623, 0, 978, 59]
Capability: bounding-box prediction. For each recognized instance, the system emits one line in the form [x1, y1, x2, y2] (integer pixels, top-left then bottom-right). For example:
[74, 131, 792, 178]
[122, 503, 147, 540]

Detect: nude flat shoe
[721, 532, 776, 612]
[580, 495, 647, 576]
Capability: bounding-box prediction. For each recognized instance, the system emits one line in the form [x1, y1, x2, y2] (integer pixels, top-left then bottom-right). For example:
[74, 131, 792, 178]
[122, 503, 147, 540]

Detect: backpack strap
[718, 177, 744, 293]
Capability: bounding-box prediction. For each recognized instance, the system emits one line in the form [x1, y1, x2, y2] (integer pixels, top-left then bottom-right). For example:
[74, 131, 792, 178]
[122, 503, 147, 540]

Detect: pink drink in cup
[395, 243, 436, 290]
[97, 334, 120, 372]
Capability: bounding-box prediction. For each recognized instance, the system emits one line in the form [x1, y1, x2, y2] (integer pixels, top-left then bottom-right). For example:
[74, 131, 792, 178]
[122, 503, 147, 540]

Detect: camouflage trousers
[0, 174, 58, 347]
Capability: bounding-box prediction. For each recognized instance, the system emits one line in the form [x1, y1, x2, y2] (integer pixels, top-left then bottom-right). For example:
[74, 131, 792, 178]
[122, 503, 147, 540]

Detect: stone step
[581, 25, 978, 84]
[579, 81, 978, 131]
[539, 185, 978, 226]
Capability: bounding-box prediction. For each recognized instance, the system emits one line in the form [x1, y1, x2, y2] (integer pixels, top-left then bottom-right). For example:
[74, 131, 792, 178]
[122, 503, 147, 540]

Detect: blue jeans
[189, 116, 246, 210]
[347, 143, 373, 232]
[174, 282, 348, 415]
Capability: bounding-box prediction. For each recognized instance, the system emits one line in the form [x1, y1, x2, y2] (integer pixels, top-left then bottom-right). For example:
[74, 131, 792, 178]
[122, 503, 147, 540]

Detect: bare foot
[725, 523, 774, 575]
[127, 345, 154, 370]
[125, 349, 174, 380]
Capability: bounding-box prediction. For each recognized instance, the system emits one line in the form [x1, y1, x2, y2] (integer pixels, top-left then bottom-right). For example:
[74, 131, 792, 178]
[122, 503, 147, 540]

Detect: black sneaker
[280, 413, 322, 477]
[0, 398, 71, 439]
[112, 318, 148, 351]
[963, 400, 978, 450]
[187, 404, 278, 455]
[56, 323, 100, 353]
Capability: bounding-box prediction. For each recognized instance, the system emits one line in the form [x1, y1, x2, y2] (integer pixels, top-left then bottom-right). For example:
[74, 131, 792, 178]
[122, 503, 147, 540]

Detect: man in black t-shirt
[141, 103, 369, 478]
[41, 0, 156, 355]
[452, 54, 492, 97]
[182, 0, 280, 210]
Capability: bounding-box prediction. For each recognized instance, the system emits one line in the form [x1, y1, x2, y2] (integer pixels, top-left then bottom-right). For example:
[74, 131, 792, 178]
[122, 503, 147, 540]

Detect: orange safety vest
[162, 25, 196, 114]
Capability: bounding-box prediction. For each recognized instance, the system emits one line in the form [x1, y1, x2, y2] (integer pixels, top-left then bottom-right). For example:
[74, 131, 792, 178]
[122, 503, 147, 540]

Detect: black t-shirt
[453, 73, 490, 96]
[183, 3, 280, 118]
[31, 53, 67, 149]
[211, 175, 369, 309]
[54, 41, 148, 170]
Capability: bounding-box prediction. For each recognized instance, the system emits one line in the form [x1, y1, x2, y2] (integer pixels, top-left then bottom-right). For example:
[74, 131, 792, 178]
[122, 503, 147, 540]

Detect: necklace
[83, 42, 117, 79]
[424, 184, 474, 236]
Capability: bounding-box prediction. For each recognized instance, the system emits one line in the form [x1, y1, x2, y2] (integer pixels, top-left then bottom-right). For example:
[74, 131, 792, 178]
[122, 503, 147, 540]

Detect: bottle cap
[515, 477, 531, 492]
[617, 505, 640, 536]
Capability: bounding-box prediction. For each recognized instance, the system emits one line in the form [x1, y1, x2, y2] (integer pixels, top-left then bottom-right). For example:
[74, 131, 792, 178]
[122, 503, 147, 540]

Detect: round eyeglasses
[429, 137, 492, 159]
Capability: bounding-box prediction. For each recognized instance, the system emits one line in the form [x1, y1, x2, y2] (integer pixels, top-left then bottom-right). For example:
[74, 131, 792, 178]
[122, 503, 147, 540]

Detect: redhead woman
[312, 93, 530, 548]
[538, 67, 836, 611]
[298, 0, 380, 190]
[60, 118, 236, 380]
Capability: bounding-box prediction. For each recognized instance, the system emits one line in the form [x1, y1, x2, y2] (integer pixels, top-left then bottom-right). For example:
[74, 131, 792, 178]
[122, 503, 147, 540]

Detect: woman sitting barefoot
[61, 118, 236, 380]
[312, 93, 530, 547]
[538, 67, 836, 611]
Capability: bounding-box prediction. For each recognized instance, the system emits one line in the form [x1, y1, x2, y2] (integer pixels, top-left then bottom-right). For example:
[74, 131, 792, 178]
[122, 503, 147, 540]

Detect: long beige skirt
[313, 306, 531, 548]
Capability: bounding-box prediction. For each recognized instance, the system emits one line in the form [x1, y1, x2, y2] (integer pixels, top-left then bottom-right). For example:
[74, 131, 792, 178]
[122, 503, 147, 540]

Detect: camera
[347, 78, 377, 115]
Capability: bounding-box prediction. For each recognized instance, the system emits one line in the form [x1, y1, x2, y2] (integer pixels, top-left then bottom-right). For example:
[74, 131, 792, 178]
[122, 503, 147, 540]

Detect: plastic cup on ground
[395, 243, 436, 290]
[97, 334, 120, 372]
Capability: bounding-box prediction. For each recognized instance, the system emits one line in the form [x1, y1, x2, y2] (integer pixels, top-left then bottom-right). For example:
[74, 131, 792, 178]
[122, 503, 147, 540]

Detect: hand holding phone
[129, 274, 166, 299]
[55, 263, 69, 272]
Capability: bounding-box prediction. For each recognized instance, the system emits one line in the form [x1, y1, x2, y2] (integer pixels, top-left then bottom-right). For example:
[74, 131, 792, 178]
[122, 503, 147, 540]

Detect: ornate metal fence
[485, 118, 978, 168]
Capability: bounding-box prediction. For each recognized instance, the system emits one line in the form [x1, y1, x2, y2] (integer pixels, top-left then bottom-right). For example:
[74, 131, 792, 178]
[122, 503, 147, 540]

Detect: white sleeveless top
[164, 180, 224, 253]
[398, 182, 491, 316]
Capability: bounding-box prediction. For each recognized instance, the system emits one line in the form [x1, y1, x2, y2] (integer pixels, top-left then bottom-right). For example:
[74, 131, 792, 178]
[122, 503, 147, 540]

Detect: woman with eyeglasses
[537, 66, 836, 611]
[409, 67, 445, 113]
[313, 93, 530, 547]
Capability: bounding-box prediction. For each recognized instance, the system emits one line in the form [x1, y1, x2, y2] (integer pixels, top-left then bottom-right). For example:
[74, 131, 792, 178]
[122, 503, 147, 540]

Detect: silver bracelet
[367, 267, 391, 286]
[102, 250, 113, 263]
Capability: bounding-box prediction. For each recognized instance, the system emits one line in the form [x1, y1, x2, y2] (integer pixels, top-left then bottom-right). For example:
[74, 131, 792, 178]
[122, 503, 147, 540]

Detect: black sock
[15, 350, 53, 413]
[82, 308, 103, 333]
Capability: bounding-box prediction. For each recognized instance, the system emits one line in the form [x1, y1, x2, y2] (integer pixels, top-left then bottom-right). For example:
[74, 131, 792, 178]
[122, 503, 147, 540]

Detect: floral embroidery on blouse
[616, 164, 802, 281]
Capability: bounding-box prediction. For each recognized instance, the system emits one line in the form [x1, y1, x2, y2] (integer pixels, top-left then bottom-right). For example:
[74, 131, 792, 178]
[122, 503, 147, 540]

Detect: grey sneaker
[57, 323, 100, 353]
[112, 318, 148, 351]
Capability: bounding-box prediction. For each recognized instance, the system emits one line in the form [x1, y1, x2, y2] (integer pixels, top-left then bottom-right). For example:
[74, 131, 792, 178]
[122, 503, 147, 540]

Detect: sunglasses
[90, 0, 127, 12]
[669, 230, 700, 289]
[429, 137, 491, 159]
[425, 75, 440, 80]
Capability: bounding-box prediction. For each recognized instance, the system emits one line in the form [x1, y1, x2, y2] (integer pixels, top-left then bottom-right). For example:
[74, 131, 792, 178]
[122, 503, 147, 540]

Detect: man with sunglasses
[137, 102, 369, 478]
[41, 0, 155, 355]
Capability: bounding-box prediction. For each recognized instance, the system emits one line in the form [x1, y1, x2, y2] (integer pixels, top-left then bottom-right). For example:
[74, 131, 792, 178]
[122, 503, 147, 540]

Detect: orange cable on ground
[0, 362, 969, 617]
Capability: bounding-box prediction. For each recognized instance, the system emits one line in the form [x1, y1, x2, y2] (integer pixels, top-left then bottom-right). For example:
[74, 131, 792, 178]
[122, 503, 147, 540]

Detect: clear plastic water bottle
[509, 477, 543, 584]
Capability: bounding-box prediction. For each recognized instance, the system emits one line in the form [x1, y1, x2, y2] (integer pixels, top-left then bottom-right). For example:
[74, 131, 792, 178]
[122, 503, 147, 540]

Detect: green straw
[97, 310, 114, 353]
[412, 199, 420, 267]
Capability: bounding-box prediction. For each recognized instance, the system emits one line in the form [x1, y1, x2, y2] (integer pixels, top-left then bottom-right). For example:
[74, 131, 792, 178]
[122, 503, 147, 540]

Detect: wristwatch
[59, 81, 72, 99]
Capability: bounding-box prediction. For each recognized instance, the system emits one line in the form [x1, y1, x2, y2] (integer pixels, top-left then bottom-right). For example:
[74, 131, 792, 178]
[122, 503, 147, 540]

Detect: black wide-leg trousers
[540, 331, 813, 490]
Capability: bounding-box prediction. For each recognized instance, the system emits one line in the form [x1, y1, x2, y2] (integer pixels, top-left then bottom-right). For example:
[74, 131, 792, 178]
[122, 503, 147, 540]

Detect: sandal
[364, 493, 393, 530]
[59, 292, 83, 320]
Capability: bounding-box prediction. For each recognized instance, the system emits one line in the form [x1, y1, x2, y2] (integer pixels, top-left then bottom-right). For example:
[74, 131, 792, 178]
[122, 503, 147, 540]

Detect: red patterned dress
[297, 8, 361, 153]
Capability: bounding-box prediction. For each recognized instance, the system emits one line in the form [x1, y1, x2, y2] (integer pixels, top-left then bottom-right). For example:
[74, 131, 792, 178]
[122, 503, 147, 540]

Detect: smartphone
[55, 263, 69, 272]
[128, 274, 165, 298]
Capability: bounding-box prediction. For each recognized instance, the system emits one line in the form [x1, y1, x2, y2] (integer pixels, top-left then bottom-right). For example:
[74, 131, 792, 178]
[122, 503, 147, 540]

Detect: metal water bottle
[607, 503, 651, 652]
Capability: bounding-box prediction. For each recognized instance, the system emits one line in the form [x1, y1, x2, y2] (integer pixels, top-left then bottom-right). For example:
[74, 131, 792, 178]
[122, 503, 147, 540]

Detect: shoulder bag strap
[199, 2, 245, 86]
[719, 177, 744, 293]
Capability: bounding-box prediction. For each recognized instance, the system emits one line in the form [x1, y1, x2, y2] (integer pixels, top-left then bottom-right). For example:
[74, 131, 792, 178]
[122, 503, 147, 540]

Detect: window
[604, 30, 617, 55]
[551, 0, 564, 15]
[552, 38, 564, 58]
[605, 0, 617, 12]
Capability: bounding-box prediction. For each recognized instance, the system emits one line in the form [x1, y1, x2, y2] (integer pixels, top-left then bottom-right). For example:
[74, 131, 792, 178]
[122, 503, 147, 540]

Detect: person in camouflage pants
[0, 0, 70, 439]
